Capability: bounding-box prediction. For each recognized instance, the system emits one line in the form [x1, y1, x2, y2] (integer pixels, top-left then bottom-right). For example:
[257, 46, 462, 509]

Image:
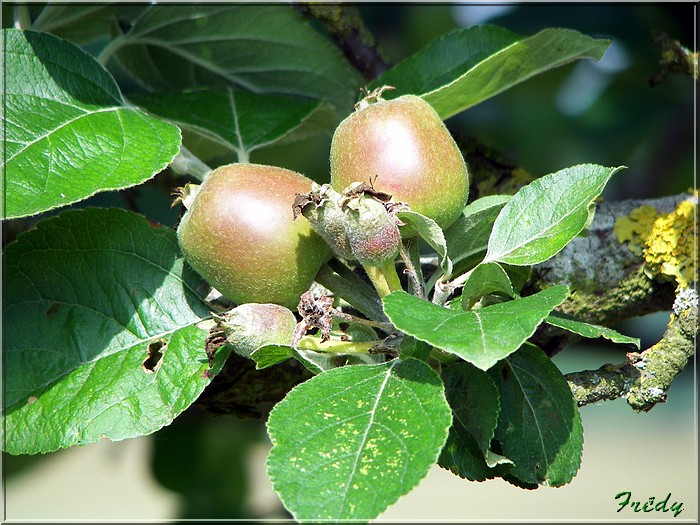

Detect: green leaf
[113, 5, 362, 115]
[490, 345, 583, 487]
[445, 195, 511, 268]
[373, 25, 521, 110]
[31, 5, 146, 44]
[438, 362, 501, 481]
[383, 286, 569, 370]
[2, 208, 213, 454]
[399, 336, 433, 362]
[546, 313, 641, 348]
[396, 209, 453, 278]
[461, 262, 516, 310]
[374, 26, 609, 119]
[1, 29, 181, 219]
[129, 88, 333, 161]
[266, 358, 452, 521]
[251, 344, 294, 370]
[4, 326, 230, 456]
[484, 165, 624, 266]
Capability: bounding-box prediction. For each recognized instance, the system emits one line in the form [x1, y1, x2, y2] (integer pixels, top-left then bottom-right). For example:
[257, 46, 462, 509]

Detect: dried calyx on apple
[294, 181, 401, 268]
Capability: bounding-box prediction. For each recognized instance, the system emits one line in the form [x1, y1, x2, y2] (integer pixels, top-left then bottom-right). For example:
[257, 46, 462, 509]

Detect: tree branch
[649, 31, 698, 86]
[531, 196, 687, 354]
[295, 3, 389, 81]
[565, 297, 696, 411]
[530, 193, 697, 411]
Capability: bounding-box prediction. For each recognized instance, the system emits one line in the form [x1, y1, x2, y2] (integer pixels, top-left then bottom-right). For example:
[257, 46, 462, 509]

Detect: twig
[649, 31, 698, 86]
[565, 296, 697, 411]
[398, 241, 426, 299]
[295, 3, 389, 80]
[331, 309, 394, 332]
[169, 146, 212, 182]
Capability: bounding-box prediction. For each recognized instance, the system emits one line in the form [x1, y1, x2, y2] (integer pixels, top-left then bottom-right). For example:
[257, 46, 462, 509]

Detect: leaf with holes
[129, 88, 334, 161]
[2, 208, 215, 455]
[2, 29, 181, 219]
[384, 286, 569, 370]
[266, 358, 452, 521]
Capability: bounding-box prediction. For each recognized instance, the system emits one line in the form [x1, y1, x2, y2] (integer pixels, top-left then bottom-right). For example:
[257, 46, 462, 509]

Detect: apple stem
[315, 262, 387, 322]
[363, 260, 402, 298]
[398, 241, 426, 299]
[296, 336, 382, 354]
[331, 309, 394, 332]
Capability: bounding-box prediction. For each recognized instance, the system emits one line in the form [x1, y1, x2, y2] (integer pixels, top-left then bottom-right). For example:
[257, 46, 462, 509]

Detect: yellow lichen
[615, 196, 698, 289]
[476, 168, 534, 197]
[613, 205, 659, 255]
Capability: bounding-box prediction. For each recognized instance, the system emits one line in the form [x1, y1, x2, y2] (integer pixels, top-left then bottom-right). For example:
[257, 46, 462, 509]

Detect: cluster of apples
[177, 91, 469, 310]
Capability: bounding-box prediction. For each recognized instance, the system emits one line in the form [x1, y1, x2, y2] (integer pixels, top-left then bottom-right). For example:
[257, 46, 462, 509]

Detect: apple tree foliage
[2, 5, 647, 522]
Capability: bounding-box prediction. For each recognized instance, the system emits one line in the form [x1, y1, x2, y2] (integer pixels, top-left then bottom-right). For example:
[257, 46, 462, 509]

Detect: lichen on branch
[534, 192, 698, 411]
[565, 298, 696, 411]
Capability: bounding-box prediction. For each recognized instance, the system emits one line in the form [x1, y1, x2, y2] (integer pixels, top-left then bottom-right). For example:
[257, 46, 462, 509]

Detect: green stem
[297, 336, 381, 354]
[331, 309, 394, 332]
[315, 262, 386, 321]
[382, 259, 403, 293]
[97, 36, 126, 66]
[363, 260, 402, 298]
[399, 241, 425, 299]
[15, 5, 32, 30]
[169, 146, 212, 182]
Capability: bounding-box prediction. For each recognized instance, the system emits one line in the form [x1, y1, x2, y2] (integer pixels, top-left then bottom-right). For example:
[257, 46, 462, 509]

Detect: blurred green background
[3, 4, 696, 521]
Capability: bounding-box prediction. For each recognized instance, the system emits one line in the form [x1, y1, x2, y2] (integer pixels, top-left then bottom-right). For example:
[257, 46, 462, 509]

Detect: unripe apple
[330, 93, 469, 232]
[177, 163, 331, 309]
[219, 303, 297, 358]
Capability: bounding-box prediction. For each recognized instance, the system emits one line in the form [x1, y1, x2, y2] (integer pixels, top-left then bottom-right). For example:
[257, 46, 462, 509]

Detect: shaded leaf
[129, 88, 334, 160]
[546, 313, 641, 348]
[490, 344, 583, 487]
[266, 358, 451, 521]
[31, 5, 146, 45]
[2, 208, 213, 453]
[399, 336, 433, 362]
[2, 29, 181, 219]
[113, 5, 362, 115]
[396, 209, 452, 278]
[383, 286, 569, 370]
[438, 362, 501, 481]
[461, 262, 516, 310]
[484, 165, 624, 266]
[373, 25, 519, 105]
[445, 195, 511, 268]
